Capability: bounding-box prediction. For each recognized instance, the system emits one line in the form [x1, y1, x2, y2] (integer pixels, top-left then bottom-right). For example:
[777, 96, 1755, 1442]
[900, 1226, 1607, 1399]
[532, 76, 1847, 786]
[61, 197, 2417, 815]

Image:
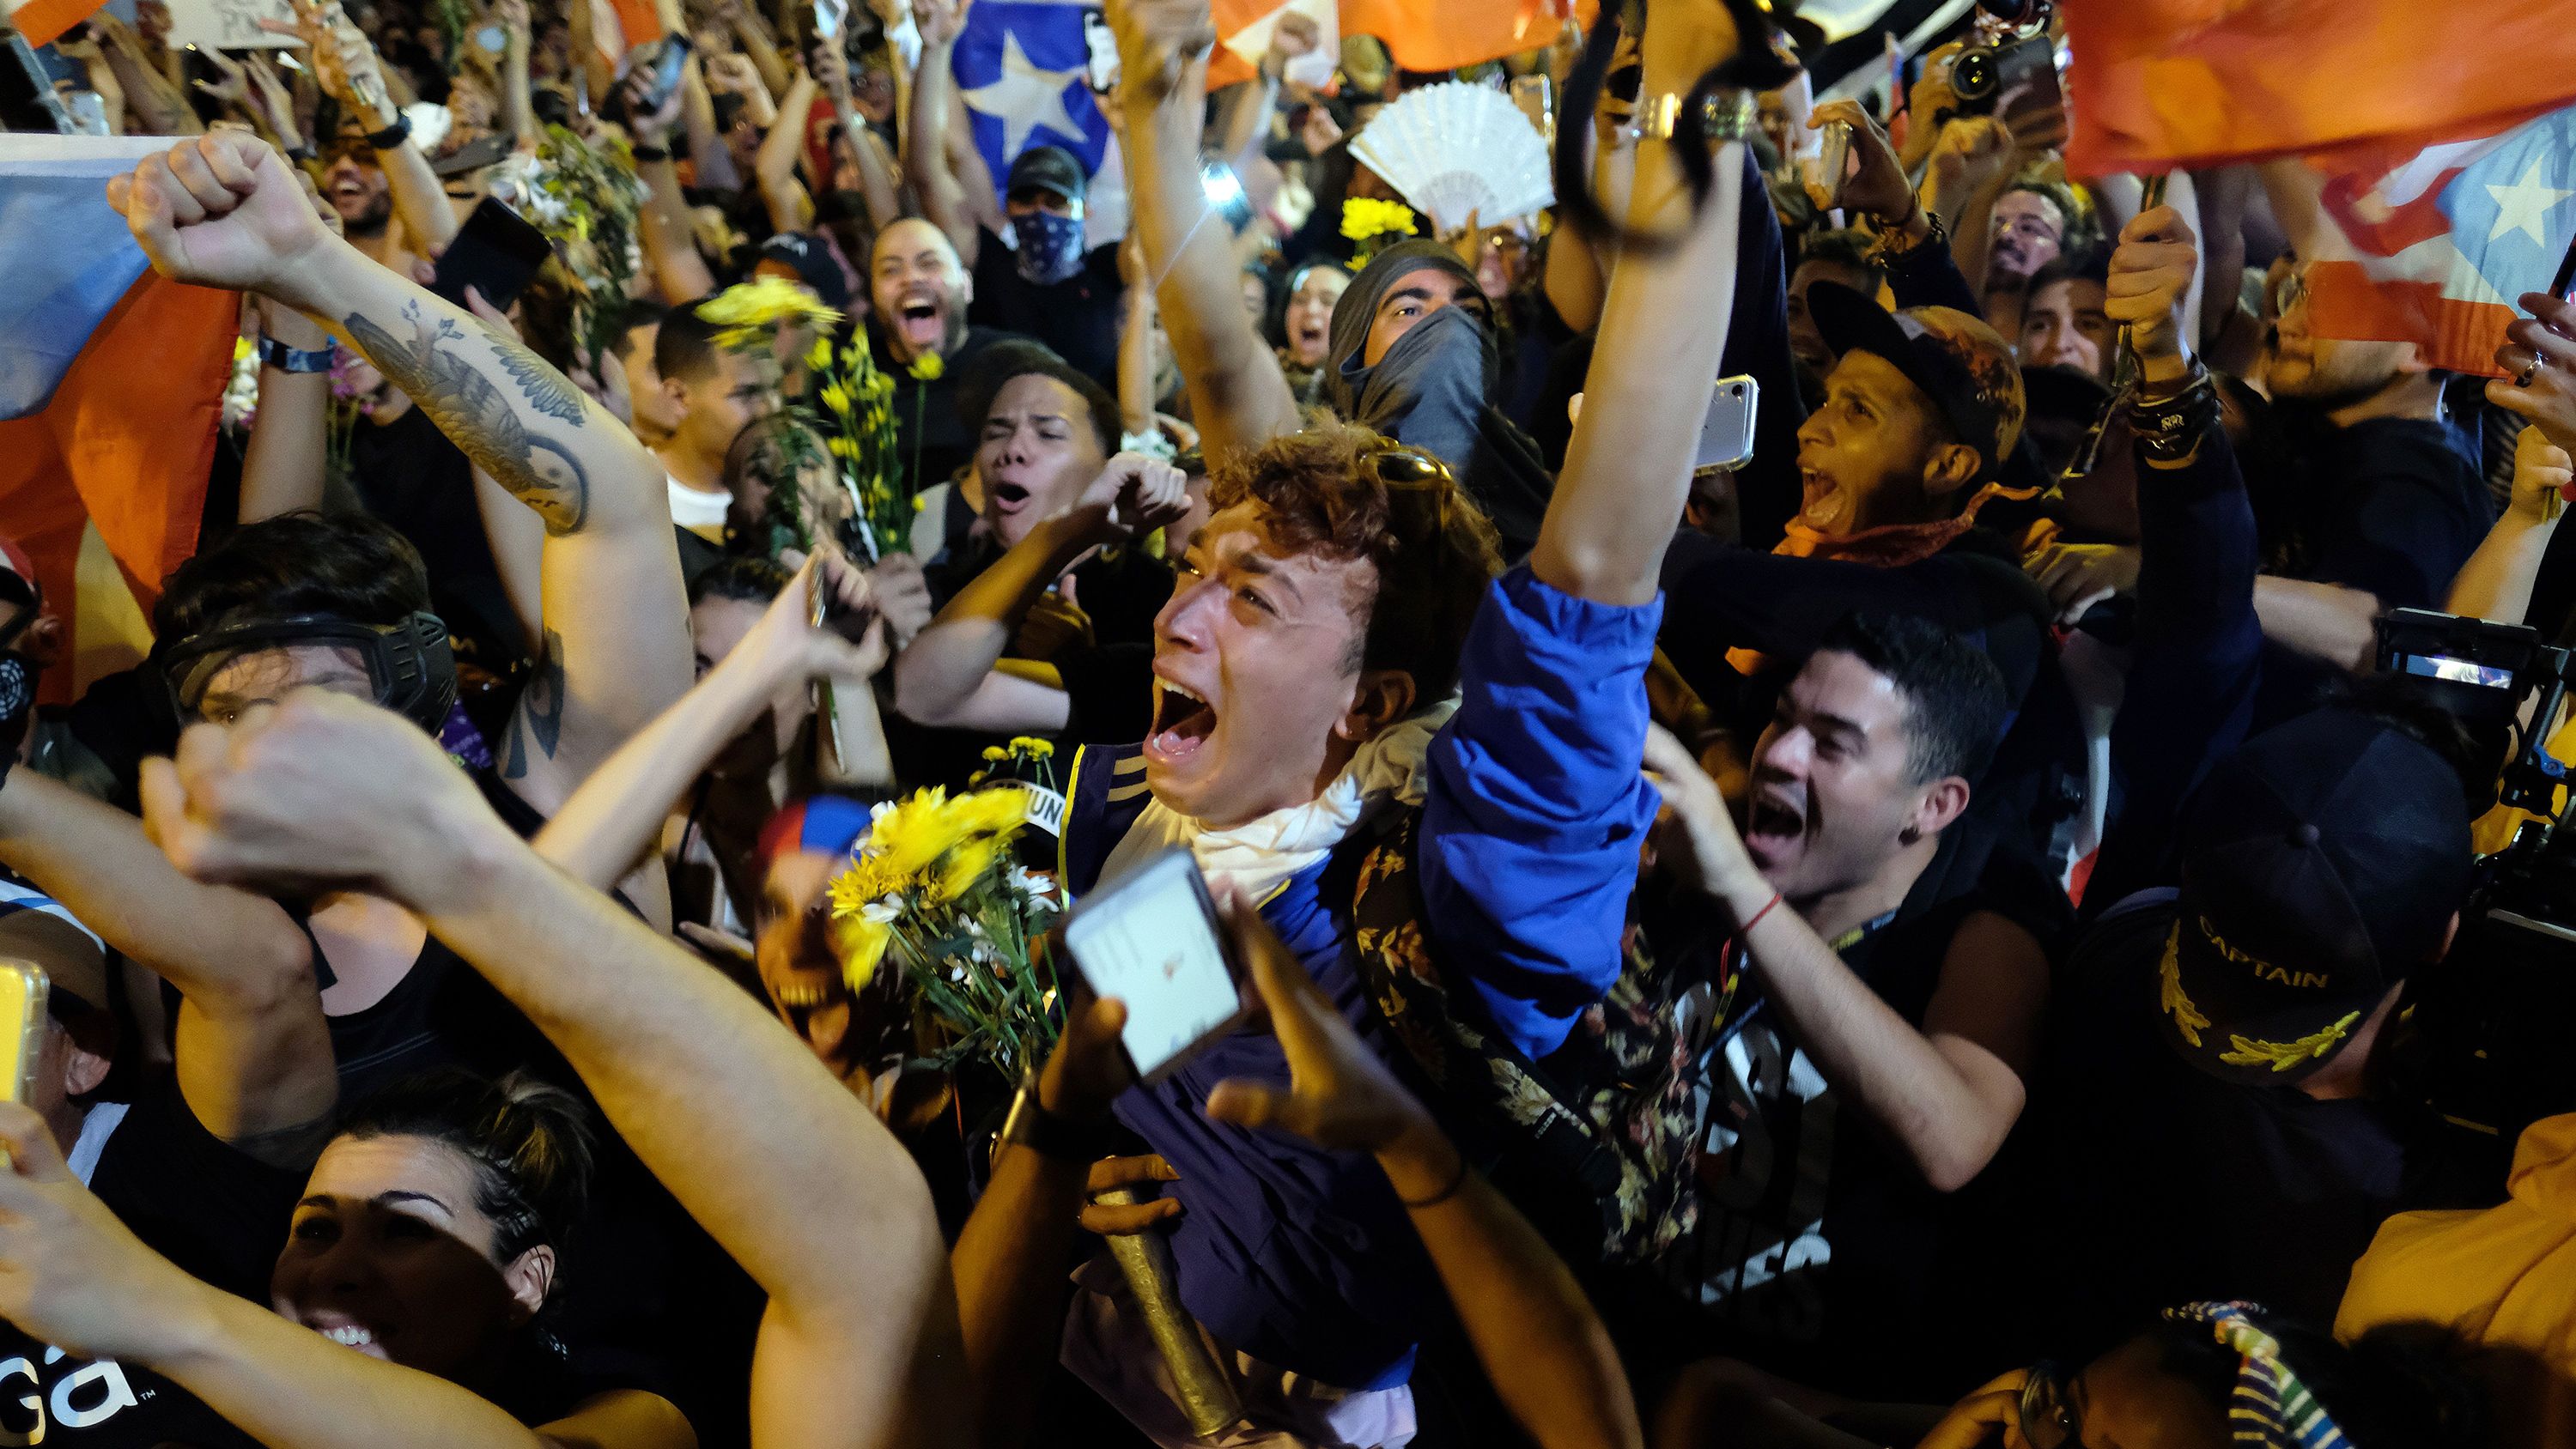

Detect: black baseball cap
[1005, 144, 1086, 206]
[2160, 709, 2473, 1085]
[756, 232, 853, 314]
[1809, 282, 2026, 479]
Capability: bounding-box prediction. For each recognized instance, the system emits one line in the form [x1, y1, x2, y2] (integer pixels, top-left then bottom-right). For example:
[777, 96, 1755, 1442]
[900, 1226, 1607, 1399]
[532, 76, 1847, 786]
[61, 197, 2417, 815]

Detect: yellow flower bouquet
[826, 785, 1066, 1082]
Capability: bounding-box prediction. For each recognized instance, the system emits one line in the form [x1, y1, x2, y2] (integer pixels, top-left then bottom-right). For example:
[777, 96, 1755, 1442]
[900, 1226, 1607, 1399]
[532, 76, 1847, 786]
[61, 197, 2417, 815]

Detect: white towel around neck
[1096, 700, 1457, 904]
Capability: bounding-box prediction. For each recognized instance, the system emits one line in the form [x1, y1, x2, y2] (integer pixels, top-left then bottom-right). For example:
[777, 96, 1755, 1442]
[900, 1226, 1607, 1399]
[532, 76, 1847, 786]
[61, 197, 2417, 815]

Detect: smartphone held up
[1062, 851, 1254, 1085]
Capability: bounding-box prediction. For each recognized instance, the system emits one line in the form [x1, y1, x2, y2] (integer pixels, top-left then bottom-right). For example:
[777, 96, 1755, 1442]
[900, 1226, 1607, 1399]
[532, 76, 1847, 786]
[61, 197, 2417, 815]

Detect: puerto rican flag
[0, 136, 234, 701]
[2269, 108, 2576, 378]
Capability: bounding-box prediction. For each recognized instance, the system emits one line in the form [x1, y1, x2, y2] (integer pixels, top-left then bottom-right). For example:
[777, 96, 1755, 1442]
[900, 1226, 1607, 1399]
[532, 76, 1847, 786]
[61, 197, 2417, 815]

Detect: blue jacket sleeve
[2088, 426, 2263, 910]
[1419, 567, 1662, 1060]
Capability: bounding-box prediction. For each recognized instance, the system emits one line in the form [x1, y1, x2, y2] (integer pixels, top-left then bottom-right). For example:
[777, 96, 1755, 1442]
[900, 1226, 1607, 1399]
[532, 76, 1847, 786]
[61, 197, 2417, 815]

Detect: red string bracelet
[1739, 889, 1784, 936]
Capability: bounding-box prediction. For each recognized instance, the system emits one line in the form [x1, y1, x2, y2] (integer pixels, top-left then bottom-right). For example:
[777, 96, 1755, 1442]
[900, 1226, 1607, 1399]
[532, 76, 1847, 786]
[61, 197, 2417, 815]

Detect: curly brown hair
[1206, 421, 1503, 703]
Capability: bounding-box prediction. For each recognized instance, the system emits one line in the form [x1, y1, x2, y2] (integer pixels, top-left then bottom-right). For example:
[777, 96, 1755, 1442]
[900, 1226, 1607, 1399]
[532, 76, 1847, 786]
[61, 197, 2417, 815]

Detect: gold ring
[2519, 357, 2545, 388]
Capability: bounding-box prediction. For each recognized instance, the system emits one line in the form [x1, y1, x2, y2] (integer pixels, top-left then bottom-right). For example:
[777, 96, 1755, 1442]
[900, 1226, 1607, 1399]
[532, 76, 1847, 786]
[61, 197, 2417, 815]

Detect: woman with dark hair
[1273, 258, 1351, 405]
[0, 1063, 693, 1449]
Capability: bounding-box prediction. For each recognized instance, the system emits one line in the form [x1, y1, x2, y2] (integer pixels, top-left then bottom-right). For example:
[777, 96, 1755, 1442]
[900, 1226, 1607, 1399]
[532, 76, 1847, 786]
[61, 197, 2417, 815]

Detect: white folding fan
[1347, 81, 1554, 235]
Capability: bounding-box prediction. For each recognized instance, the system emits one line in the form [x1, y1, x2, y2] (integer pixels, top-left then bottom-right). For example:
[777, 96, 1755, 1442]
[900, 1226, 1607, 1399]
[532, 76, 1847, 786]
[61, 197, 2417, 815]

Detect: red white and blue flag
[2269, 108, 2576, 378]
[0, 136, 234, 696]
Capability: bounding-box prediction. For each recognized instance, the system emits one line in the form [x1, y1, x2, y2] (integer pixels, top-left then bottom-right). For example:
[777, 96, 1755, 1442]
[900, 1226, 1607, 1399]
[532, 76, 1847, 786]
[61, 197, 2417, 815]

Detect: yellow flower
[1340, 197, 1419, 243]
[830, 910, 891, 991]
[805, 336, 835, 370]
[1005, 737, 1054, 760]
[932, 835, 1004, 905]
[696, 276, 845, 351]
[232, 336, 255, 362]
[817, 382, 853, 415]
[906, 351, 945, 382]
[981, 746, 1010, 763]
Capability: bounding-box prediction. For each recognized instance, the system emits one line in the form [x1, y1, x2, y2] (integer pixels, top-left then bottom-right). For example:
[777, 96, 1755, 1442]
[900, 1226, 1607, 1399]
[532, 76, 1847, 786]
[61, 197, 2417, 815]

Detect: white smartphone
[0, 961, 47, 1105]
[1063, 850, 1252, 1084]
[1696, 374, 1761, 471]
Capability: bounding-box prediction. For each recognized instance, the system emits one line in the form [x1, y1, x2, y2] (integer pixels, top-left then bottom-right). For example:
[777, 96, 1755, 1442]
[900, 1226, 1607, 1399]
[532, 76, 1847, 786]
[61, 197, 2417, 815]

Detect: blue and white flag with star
[2287, 104, 2576, 376]
[953, 0, 1114, 203]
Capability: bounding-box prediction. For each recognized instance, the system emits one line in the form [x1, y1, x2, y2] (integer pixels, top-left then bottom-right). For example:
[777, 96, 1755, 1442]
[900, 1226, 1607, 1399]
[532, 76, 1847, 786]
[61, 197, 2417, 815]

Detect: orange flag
[1208, 0, 1589, 88]
[0, 272, 229, 704]
[2064, 0, 2576, 177]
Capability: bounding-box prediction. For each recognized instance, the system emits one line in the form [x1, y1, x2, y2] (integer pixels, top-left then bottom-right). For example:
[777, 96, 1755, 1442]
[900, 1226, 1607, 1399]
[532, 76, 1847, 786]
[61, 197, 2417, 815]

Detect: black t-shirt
[966, 232, 1124, 385]
[894, 543, 1172, 789]
[874, 324, 1030, 495]
[1662, 818, 2070, 1399]
[1657, 525, 2054, 731]
[349, 407, 530, 666]
[305, 773, 761, 1446]
[1999, 888, 2463, 1359]
[0, 1077, 298, 1447]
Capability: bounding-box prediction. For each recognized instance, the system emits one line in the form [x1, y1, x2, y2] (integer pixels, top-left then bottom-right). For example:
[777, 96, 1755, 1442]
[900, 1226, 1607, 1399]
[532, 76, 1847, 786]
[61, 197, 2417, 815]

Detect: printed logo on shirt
[1689, 1018, 1837, 1345]
[0, 1345, 143, 1442]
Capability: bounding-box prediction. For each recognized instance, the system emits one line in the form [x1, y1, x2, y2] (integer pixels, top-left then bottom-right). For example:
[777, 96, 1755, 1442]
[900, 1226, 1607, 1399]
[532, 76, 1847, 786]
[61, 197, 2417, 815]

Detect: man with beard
[867, 218, 1029, 525]
[908, 0, 1124, 382]
[2240, 259, 2492, 682]
[289, 0, 456, 276]
[1979, 174, 2093, 348]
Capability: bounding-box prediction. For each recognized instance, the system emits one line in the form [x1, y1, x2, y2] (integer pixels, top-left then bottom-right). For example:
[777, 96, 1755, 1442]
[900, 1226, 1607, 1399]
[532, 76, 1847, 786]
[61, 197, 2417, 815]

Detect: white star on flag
[2485, 155, 2576, 246]
[962, 30, 1084, 161]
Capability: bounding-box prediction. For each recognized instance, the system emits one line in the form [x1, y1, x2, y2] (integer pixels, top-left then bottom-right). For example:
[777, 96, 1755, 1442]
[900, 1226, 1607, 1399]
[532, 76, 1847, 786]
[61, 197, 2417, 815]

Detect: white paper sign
[162, 0, 301, 52]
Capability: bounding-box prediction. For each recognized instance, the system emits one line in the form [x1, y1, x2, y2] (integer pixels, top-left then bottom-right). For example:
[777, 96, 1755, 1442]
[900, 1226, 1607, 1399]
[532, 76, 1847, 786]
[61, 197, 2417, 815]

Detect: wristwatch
[630, 142, 671, 163]
[999, 1078, 1115, 1164]
[1624, 87, 1758, 146]
[364, 113, 412, 149]
[257, 335, 336, 374]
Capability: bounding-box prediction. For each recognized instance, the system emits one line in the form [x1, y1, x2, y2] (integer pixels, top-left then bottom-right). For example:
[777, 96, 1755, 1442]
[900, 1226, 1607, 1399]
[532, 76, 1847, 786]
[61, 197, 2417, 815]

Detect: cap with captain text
[2161, 709, 2472, 1086]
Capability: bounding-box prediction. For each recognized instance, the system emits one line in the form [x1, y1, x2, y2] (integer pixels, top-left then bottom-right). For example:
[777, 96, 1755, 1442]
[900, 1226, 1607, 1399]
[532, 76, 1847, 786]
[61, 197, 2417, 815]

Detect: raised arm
[1105, 0, 1300, 465]
[497, 0, 538, 149]
[814, 39, 902, 233]
[117, 133, 696, 827]
[236, 294, 337, 524]
[143, 690, 969, 1449]
[1529, 1, 1745, 607]
[756, 66, 823, 234]
[0, 769, 331, 1160]
[893, 453, 1185, 730]
[265, 0, 458, 253]
[535, 550, 887, 889]
[631, 87, 722, 302]
[0, 1106, 690, 1449]
[907, 0, 992, 266]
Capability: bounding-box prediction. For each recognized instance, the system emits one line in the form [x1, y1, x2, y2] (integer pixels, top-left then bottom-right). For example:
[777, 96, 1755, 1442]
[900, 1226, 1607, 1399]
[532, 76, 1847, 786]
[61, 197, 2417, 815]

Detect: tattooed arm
[107, 134, 693, 885]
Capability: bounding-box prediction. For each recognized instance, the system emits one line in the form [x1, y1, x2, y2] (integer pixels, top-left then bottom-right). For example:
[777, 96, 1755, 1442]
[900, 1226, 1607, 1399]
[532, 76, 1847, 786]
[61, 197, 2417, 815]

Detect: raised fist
[106, 133, 337, 299]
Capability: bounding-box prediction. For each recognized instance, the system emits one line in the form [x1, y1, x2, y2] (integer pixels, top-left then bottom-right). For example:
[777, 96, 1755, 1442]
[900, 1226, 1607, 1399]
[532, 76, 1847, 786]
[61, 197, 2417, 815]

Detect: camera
[1949, 31, 2055, 112]
[2373, 609, 2576, 1171]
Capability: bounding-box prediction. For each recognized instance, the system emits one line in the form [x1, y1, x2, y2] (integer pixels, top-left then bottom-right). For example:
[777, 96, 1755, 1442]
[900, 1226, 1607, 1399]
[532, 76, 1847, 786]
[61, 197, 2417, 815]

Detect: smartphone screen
[1064, 851, 1245, 1082]
[0, 962, 49, 1105]
[431, 197, 555, 313]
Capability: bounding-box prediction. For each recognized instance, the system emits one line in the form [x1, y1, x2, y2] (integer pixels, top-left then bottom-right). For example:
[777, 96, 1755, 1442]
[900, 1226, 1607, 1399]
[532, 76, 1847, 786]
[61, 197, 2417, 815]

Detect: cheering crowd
[8, 0, 2576, 1445]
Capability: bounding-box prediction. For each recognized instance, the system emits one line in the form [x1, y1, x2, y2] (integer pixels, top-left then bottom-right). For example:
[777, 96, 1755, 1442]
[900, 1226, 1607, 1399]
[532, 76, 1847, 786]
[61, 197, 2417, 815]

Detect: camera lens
[1952, 46, 1999, 102]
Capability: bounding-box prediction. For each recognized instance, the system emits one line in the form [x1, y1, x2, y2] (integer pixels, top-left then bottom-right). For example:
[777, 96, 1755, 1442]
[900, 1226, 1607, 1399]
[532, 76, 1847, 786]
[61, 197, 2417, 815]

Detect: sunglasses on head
[1365, 445, 1458, 531]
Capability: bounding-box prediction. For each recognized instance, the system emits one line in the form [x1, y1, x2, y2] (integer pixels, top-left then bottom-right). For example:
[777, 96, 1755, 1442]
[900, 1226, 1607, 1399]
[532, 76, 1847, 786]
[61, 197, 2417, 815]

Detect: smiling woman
[276, 1070, 589, 1385]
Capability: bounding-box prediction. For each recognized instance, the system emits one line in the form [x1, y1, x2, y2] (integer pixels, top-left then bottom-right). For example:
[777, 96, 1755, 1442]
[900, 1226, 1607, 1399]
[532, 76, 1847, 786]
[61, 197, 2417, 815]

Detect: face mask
[0, 652, 39, 761]
[1012, 209, 1086, 287]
